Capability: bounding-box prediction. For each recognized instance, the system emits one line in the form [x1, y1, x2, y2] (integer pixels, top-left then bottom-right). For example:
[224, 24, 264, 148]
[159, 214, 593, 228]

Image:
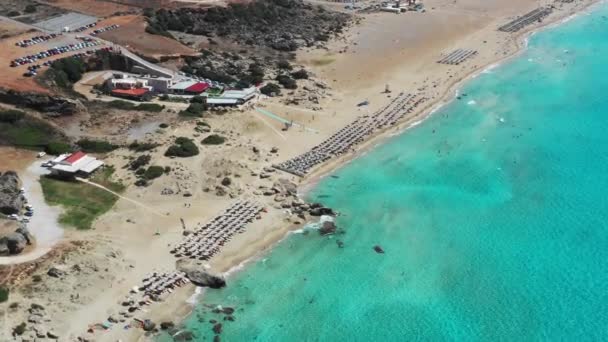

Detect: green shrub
[164, 166, 171, 174]
[190, 96, 206, 104]
[24, 4, 37, 13]
[0, 110, 25, 123]
[107, 100, 136, 110]
[159, 123, 169, 128]
[46, 142, 72, 155]
[260, 83, 281, 96]
[135, 103, 164, 112]
[201, 134, 226, 145]
[291, 69, 309, 80]
[7, 11, 20, 17]
[0, 287, 8, 303]
[128, 141, 158, 152]
[276, 75, 297, 89]
[165, 137, 199, 157]
[277, 60, 293, 70]
[134, 179, 148, 187]
[76, 139, 118, 153]
[179, 103, 206, 118]
[129, 155, 151, 170]
[48, 57, 86, 88]
[12, 322, 26, 336]
[144, 166, 164, 180]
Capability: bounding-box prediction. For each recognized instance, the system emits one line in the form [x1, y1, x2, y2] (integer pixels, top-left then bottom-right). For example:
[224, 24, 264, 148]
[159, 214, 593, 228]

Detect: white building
[50, 151, 104, 177]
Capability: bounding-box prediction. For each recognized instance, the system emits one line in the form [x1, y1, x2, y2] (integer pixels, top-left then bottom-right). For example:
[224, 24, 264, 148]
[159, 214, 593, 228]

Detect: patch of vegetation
[12, 322, 26, 336]
[105, 100, 164, 112]
[0, 110, 67, 150]
[165, 137, 199, 157]
[201, 134, 226, 145]
[260, 83, 281, 96]
[45, 142, 72, 155]
[76, 139, 118, 153]
[190, 95, 206, 104]
[7, 11, 20, 18]
[277, 60, 293, 70]
[0, 287, 8, 303]
[24, 4, 37, 13]
[39, 167, 125, 230]
[0, 109, 25, 123]
[143, 166, 164, 180]
[291, 69, 309, 80]
[277, 75, 297, 89]
[179, 103, 207, 118]
[159, 94, 189, 103]
[129, 154, 151, 170]
[128, 141, 159, 152]
[159, 123, 169, 129]
[47, 57, 86, 89]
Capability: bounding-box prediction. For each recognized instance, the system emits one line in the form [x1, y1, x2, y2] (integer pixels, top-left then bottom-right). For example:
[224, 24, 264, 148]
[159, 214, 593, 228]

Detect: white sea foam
[467, 100, 477, 105]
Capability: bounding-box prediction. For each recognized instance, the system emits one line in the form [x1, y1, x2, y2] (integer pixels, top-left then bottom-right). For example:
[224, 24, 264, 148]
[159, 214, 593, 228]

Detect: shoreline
[148, 0, 602, 338]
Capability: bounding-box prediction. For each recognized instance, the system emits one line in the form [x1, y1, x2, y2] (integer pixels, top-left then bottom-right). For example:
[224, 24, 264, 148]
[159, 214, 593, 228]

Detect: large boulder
[0, 171, 25, 215]
[184, 269, 226, 289]
[0, 232, 27, 255]
[319, 221, 337, 236]
[309, 206, 336, 217]
[272, 178, 298, 196]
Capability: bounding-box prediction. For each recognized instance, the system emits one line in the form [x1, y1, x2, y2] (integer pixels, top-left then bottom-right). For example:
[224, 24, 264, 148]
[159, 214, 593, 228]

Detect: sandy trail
[0, 159, 64, 265]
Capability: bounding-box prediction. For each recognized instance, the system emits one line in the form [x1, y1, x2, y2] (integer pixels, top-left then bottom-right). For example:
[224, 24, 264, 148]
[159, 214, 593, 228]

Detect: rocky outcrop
[319, 221, 337, 236]
[178, 260, 226, 288]
[0, 171, 25, 215]
[373, 245, 385, 254]
[0, 88, 85, 116]
[0, 226, 33, 256]
[308, 203, 336, 217]
[184, 269, 226, 289]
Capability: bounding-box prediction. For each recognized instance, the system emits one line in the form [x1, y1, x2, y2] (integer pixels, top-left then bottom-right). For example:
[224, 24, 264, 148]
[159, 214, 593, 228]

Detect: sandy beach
[0, 0, 599, 340]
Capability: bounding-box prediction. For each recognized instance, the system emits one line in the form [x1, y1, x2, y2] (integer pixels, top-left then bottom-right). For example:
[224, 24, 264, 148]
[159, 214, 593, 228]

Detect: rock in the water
[212, 323, 222, 334]
[336, 240, 344, 248]
[373, 245, 385, 254]
[309, 206, 336, 217]
[0, 171, 25, 215]
[182, 269, 226, 289]
[221, 307, 235, 315]
[213, 335, 221, 342]
[173, 330, 194, 341]
[319, 221, 337, 236]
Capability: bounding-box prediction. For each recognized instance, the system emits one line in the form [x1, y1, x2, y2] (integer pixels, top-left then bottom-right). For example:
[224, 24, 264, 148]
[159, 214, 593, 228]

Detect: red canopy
[185, 82, 209, 94]
[64, 151, 86, 164]
[111, 88, 149, 97]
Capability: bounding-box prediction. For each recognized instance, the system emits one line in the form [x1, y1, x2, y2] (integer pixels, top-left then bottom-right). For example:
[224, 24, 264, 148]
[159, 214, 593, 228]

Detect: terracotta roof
[64, 151, 86, 164]
[185, 82, 209, 93]
[111, 88, 149, 96]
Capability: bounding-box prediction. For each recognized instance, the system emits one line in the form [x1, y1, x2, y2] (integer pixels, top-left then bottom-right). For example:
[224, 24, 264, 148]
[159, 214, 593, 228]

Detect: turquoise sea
[167, 4, 608, 341]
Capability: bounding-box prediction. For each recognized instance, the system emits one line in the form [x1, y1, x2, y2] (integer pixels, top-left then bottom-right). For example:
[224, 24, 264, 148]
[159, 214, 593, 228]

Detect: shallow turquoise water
[169, 5, 608, 341]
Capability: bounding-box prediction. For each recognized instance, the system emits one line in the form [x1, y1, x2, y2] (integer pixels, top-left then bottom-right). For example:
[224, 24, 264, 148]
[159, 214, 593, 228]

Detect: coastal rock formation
[0, 171, 25, 215]
[308, 203, 336, 217]
[184, 269, 226, 289]
[0, 225, 33, 256]
[319, 221, 337, 236]
[0, 88, 85, 116]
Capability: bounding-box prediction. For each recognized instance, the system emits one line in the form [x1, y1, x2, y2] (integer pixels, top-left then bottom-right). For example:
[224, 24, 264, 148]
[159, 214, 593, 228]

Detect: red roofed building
[50, 151, 104, 177]
[64, 151, 86, 164]
[111, 88, 151, 101]
[185, 82, 209, 94]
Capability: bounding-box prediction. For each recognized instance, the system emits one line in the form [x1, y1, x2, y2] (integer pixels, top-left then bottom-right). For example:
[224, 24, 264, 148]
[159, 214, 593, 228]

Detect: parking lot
[32, 12, 98, 33]
[0, 27, 111, 90]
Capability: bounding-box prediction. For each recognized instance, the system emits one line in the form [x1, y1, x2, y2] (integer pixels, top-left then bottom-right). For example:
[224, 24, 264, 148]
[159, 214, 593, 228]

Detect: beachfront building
[49, 151, 104, 177]
[168, 80, 210, 95]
